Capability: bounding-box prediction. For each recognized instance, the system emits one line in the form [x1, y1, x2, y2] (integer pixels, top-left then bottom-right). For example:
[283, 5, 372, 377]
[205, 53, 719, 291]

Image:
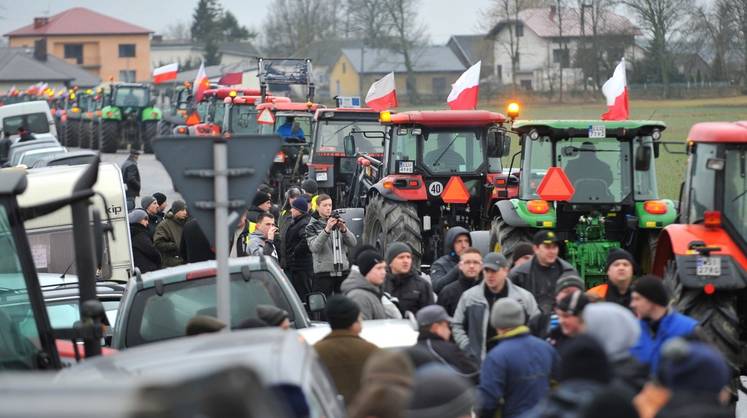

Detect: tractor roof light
[527, 199, 550, 214]
[507, 102, 520, 119]
[229, 90, 237, 97]
[379, 111, 392, 123]
[643, 200, 668, 215]
[704, 211, 721, 228]
[529, 129, 539, 140]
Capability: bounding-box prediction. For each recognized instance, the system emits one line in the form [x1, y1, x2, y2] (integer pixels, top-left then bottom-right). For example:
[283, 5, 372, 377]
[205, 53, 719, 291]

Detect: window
[230, 106, 260, 134]
[422, 130, 484, 174]
[114, 86, 149, 107]
[634, 138, 659, 200]
[724, 147, 747, 244]
[520, 79, 533, 90]
[687, 143, 718, 222]
[317, 120, 385, 154]
[118, 70, 136, 83]
[2, 113, 50, 136]
[553, 49, 570, 67]
[118, 44, 136, 58]
[63, 44, 83, 64]
[515, 23, 524, 37]
[432, 77, 447, 96]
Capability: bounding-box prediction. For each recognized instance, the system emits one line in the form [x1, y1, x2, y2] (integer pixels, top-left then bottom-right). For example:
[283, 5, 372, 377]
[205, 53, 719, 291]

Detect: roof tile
[5, 7, 152, 37]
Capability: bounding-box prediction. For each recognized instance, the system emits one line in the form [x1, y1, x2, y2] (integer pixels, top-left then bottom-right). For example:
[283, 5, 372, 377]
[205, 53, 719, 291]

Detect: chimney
[549, 6, 557, 20]
[33, 17, 49, 29]
[33, 38, 47, 62]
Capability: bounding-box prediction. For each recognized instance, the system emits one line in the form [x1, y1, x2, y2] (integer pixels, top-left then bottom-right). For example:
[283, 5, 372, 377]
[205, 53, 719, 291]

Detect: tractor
[98, 83, 161, 153]
[653, 121, 747, 389]
[492, 120, 677, 287]
[80, 90, 105, 150]
[158, 83, 193, 136]
[344, 110, 515, 267]
[62, 89, 95, 147]
[174, 87, 261, 136]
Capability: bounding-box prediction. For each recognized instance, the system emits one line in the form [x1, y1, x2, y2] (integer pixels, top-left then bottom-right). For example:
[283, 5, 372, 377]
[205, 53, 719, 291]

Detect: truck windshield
[316, 120, 385, 154]
[114, 87, 149, 108]
[724, 147, 747, 244]
[422, 130, 483, 173]
[229, 105, 260, 134]
[3, 113, 50, 136]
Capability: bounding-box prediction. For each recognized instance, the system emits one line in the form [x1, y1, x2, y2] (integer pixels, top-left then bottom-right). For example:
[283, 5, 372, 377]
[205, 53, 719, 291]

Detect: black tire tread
[100, 121, 119, 154]
[363, 194, 423, 268]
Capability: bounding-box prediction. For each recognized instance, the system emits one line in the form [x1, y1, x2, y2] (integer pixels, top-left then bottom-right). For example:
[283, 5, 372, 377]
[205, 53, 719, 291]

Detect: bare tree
[382, 0, 428, 104]
[690, 0, 734, 81]
[261, 0, 342, 56]
[164, 21, 191, 40]
[346, 0, 392, 47]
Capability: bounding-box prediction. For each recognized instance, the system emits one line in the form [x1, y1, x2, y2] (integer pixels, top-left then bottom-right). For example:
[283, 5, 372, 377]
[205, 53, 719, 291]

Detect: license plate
[696, 256, 721, 276]
[315, 172, 328, 182]
[588, 125, 606, 138]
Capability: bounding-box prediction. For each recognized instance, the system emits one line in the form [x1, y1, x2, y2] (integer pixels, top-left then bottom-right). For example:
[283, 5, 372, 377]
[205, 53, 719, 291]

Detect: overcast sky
[0, 0, 495, 43]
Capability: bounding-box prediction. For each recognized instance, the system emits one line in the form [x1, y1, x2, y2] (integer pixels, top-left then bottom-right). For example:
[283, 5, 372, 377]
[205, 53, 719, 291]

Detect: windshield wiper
[432, 135, 459, 166]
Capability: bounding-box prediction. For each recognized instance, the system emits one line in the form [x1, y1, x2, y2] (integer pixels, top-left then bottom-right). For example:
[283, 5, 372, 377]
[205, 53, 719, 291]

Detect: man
[246, 212, 278, 259]
[438, 248, 483, 316]
[180, 218, 214, 263]
[256, 305, 290, 329]
[306, 194, 357, 296]
[152, 192, 167, 222]
[247, 191, 273, 234]
[314, 295, 379, 405]
[509, 230, 577, 315]
[511, 243, 534, 269]
[301, 178, 319, 213]
[430, 227, 472, 294]
[154, 200, 188, 267]
[141, 195, 160, 239]
[283, 197, 313, 300]
[423, 133, 465, 170]
[121, 149, 141, 211]
[477, 298, 559, 418]
[564, 141, 614, 189]
[276, 116, 305, 142]
[341, 249, 390, 320]
[16, 126, 35, 142]
[587, 248, 636, 308]
[415, 305, 479, 381]
[629, 275, 698, 373]
[530, 272, 585, 339]
[547, 290, 589, 350]
[407, 365, 476, 418]
[278, 187, 302, 268]
[383, 242, 434, 316]
[453, 252, 539, 362]
[128, 209, 160, 273]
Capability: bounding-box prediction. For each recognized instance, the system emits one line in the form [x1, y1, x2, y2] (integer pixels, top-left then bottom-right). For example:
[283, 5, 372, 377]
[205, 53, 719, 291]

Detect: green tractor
[63, 90, 95, 147]
[99, 83, 161, 153]
[80, 90, 105, 149]
[491, 120, 677, 287]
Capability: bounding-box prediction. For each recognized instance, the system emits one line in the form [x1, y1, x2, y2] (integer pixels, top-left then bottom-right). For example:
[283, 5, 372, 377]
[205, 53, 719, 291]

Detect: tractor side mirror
[343, 134, 356, 157]
[487, 130, 509, 157]
[635, 143, 652, 171]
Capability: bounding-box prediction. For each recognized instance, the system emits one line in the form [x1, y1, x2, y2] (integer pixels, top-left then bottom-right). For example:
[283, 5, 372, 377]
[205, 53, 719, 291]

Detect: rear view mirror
[343, 134, 356, 157]
[487, 130, 510, 157]
[308, 292, 326, 313]
[635, 144, 652, 171]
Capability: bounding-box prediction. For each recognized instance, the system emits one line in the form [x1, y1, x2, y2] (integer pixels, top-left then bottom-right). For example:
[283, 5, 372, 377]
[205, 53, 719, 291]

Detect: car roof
[19, 146, 65, 157]
[687, 121, 747, 144]
[134, 257, 270, 287]
[31, 150, 97, 167]
[41, 280, 126, 299]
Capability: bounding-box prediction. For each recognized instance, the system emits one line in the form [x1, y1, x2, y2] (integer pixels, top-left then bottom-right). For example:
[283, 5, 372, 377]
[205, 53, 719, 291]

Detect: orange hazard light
[185, 112, 201, 126]
[536, 167, 575, 201]
[441, 176, 470, 204]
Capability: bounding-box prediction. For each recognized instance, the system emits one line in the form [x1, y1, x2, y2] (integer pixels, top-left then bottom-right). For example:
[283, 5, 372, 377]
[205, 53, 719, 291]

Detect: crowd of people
[122, 153, 735, 418]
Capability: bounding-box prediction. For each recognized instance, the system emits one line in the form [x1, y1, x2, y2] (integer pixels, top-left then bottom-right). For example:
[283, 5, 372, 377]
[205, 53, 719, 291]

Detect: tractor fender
[670, 253, 747, 290]
[470, 230, 491, 256]
[141, 107, 162, 122]
[495, 199, 529, 227]
[653, 223, 747, 276]
[370, 182, 407, 202]
[101, 106, 122, 121]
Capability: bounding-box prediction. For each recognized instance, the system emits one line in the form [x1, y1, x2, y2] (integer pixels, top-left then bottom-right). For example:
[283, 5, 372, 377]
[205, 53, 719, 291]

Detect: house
[487, 6, 639, 91]
[150, 37, 262, 69]
[5, 7, 152, 83]
[0, 46, 100, 91]
[329, 46, 466, 101]
[291, 39, 365, 99]
[447, 35, 495, 81]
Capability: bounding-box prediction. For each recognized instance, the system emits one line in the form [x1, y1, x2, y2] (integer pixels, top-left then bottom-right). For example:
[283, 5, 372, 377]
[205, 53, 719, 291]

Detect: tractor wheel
[158, 121, 171, 137]
[90, 122, 100, 150]
[489, 213, 533, 259]
[637, 230, 660, 274]
[79, 122, 91, 149]
[363, 194, 423, 268]
[100, 121, 119, 154]
[142, 121, 158, 154]
[66, 120, 79, 147]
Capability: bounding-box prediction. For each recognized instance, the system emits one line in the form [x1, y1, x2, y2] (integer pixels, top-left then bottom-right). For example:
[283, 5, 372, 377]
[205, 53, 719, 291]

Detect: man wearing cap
[141, 195, 161, 239]
[256, 305, 290, 329]
[629, 275, 698, 373]
[121, 150, 141, 211]
[587, 248, 637, 308]
[509, 230, 577, 315]
[128, 209, 161, 273]
[246, 212, 279, 259]
[547, 290, 589, 350]
[383, 242, 434, 316]
[477, 298, 559, 418]
[283, 196, 313, 300]
[438, 248, 484, 316]
[341, 249, 391, 320]
[415, 305, 479, 381]
[314, 295, 379, 405]
[431, 226, 473, 294]
[452, 252, 539, 362]
[154, 200, 188, 267]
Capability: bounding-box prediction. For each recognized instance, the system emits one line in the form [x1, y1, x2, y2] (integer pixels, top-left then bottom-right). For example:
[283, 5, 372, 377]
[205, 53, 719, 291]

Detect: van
[17, 163, 133, 281]
[0, 101, 57, 140]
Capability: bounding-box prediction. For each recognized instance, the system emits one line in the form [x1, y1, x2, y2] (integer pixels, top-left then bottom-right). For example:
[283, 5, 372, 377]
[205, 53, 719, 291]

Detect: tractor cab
[221, 95, 290, 136]
[178, 87, 261, 136]
[98, 83, 161, 153]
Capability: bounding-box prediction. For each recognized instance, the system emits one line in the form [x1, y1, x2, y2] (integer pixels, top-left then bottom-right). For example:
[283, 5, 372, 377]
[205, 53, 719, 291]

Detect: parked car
[29, 150, 97, 168]
[15, 146, 67, 167]
[298, 318, 419, 348]
[6, 137, 61, 166]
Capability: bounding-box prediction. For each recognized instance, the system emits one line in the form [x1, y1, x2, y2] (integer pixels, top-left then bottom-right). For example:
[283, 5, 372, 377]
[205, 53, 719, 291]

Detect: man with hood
[154, 200, 188, 267]
[431, 227, 472, 295]
[438, 247, 484, 316]
[128, 209, 161, 273]
[382, 242, 434, 316]
[341, 249, 390, 320]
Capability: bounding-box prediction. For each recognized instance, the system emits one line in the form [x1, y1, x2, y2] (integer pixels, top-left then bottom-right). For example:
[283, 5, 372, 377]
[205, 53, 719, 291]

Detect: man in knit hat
[629, 275, 698, 373]
[128, 209, 161, 273]
[510, 242, 534, 270]
[154, 200, 188, 267]
[341, 249, 390, 320]
[587, 248, 637, 308]
[382, 242, 434, 316]
[529, 272, 585, 339]
[314, 295, 379, 405]
[152, 192, 168, 222]
[477, 298, 558, 418]
[141, 195, 161, 238]
[407, 364, 476, 418]
[283, 196, 313, 300]
[547, 290, 589, 350]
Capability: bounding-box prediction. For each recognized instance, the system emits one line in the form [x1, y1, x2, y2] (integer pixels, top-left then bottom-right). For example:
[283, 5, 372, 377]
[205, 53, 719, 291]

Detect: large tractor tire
[79, 122, 91, 149]
[489, 213, 533, 259]
[57, 121, 67, 145]
[100, 121, 119, 154]
[158, 121, 172, 137]
[142, 121, 158, 154]
[362, 194, 423, 268]
[66, 120, 79, 147]
[90, 121, 100, 150]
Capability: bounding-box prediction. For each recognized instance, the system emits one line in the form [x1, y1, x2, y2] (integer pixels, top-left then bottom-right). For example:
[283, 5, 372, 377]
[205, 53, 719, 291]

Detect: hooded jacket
[630, 310, 698, 373]
[383, 269, 434, 316]
[246, 230, 278, 259]
[305, 215, 357, 274]
[153, 212, 186, 267]
[430, 227, 471, 294]
[508, 256, 577, 314]
[341, 269, 388, 320]
[130, 222, 161, 273]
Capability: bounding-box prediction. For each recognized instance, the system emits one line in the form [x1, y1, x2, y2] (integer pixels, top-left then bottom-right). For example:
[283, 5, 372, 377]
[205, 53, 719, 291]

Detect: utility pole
[557, 0, 564, 103]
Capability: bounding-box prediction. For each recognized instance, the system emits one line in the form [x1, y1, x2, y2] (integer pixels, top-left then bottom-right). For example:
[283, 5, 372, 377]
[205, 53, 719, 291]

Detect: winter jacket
[277, 209, 293, 268]
[153, 212, 186, 267]
[383, 270, 434, 316]
[145, 213, 159, 239]
[284, 212, 312, 271]
[654, 392, 733, 418]
[630, 310, 698, 373]
[416, 331, 479, 382]
[314, 330, 379, 404]
[246, 231, 278, 259]
[120, 157, 140, 198]
[521, 379, 607, 418]
[477, 326, 559, 418]
[130, 223, 161, 273]
[305, 215, 357, 274]
[437, 272, 482, 316]
[179, 218, 214, 263]
[587, 282, 633, 308]
[509, 256, 578, 314]
[341, 269, 388, 320]
[452, 279, 539, 362]
[430, 226, 471, 294]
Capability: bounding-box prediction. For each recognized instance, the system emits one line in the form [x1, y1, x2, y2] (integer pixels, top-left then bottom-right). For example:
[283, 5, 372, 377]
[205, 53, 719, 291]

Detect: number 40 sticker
[429, 181, 443, 196]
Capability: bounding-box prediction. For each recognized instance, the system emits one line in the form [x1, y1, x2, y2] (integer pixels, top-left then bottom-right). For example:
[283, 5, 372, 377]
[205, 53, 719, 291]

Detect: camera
[331, 209, 345, 219]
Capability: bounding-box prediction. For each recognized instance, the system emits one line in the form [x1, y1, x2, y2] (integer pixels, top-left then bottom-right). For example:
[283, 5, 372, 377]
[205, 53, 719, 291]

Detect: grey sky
[0, 0, 494, 43]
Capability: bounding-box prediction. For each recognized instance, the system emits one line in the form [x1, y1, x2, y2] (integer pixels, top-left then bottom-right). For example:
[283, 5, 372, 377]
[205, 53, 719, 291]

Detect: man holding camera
[246, 212, 279, 260]
[306, 194, 357, 296]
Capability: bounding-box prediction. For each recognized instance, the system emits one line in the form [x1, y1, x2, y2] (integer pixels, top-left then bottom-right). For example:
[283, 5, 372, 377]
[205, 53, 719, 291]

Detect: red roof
[5, 7, 152, 37]
[688, 122, 747, 144]
[386, 110, 506, 127]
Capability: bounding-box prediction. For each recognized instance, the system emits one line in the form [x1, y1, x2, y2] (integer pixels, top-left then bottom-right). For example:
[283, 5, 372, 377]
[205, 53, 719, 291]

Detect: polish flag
[601, 58, 629, 121]
[193, 61, 209, 102]
[447, 61, 481, 110]
[218, 72, 243, 86]
[153, 63, 179, 84]
[365, 72, 398, 111]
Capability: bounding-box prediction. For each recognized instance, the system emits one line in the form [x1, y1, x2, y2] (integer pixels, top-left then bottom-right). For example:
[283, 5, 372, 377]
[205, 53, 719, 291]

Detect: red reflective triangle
[257, 108, 275, 125]
[441, 176, 470, 204]
[536, 167, 575, 201]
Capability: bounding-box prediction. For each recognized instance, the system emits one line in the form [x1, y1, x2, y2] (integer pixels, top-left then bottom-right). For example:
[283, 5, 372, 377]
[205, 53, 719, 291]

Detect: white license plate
[696, 256, 721, 276]
[315, 172, 328, 182]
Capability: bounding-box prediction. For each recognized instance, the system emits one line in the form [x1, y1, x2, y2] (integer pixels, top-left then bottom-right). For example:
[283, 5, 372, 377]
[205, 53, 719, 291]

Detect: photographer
[306, 194, 357, 296]
[246, 212, 279, 260]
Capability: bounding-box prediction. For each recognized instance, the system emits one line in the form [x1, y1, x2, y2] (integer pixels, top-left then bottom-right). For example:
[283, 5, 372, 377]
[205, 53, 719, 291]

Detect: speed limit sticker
[429, 181, 443, 196]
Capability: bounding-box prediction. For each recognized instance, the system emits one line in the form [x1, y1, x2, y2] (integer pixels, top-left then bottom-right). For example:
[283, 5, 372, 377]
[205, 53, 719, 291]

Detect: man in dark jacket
[547, 290, 589, 350]
[128, 209, 160, 273]
[438, 247, 483, 316]
[152, 192, 167, 223]
[587, 248, 637, 308]
[284, 197, 313, 300]
[509, 230, 578, 314]
[415, 305, 479, 382]
[154, 200, 188, 267]
[430, 226, 472, 294]
[180, 218, 214, 263]
[382, 242, 434, 316]
[121, 150, 141, 211]
[141, 195, 160, 239]
[277, 187, 302, 268]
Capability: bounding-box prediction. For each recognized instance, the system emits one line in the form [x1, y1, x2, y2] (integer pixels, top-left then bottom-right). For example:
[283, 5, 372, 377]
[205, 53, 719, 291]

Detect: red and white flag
[447, 61, 481, 110]
[218, 72, 243, 86]
[153, 63, 179, 84]
[193, 61, 209, 102]
[601, 58, 629, 121]
[365, 72, 398, 111]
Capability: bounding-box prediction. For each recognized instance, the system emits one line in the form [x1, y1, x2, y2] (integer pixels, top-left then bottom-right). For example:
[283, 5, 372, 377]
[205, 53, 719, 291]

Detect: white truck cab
[0, 101, 57, 140]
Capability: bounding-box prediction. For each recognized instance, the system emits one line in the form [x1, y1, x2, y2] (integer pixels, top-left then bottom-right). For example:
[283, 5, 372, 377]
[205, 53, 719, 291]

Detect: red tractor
[176, 87, 261, 136]
[653, 121, 747, 387]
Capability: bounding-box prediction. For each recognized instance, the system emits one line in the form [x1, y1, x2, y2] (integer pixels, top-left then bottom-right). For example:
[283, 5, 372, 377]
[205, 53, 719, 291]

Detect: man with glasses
[437, 247, 483, 316]
[247, 212, 279, 260]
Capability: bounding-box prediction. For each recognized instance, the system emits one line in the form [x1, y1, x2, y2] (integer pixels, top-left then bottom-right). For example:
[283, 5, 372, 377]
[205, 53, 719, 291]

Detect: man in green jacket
[154, 200, 188, 267]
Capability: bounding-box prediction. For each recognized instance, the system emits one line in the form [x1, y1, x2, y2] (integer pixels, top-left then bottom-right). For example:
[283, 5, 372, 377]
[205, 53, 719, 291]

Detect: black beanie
[326, 295, 360, 330]
[512, 242, 534, 263]
[559, 334, 612, 384]
[632, 275, 669, 307]
[556, 290, 589, 316]
[153, 192, 167, 206]
[170, 200, 186, 214]
[252, 191, 272, 207]
[386, 242, 412, 264]
[605, 248, 637, 273]
[357, 249, 385, 276]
